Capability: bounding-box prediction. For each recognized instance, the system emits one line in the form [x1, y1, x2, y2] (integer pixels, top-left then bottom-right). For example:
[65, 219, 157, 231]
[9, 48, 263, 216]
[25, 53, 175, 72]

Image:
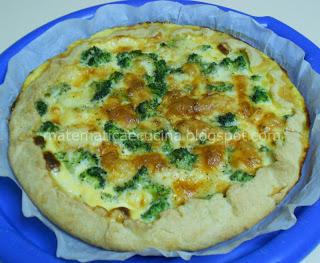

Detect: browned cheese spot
[33, 136, 46, 147]
[49, 106, 62, 124]
[43, 151, 60, 171]
[125, 73, 151, 107]
[173, 179, 210, 205]
[198, 93, 236, 115]
[165, 90, 237, 122]
[230, 139, 262, 173]
[99, 142, 136, 184]
[166, 95, 199, 117]
[105, 103, 139, 130]
[182, 63, 206, 95]
[257, 112, 285, 143]
[108, 207, 130, 223]
[73, 68, 109, 88]
[194, 144, 225, 172]
[133, 152, 167, 173]
[217, 43, 231, 55]
[214, 179, 231, 196]
[183, 63, 201, 77]
[174, 119, 214, 139]
[115, 46, 133, 53]
[233, 75, 255, 118]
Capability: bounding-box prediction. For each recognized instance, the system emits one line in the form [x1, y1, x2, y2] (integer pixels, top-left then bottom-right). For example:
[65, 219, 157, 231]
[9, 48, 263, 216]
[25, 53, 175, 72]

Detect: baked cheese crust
[9, 23, 309, 251]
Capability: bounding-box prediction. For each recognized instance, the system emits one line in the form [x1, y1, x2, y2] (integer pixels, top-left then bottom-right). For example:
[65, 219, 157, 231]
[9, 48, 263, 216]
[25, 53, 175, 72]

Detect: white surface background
[0, 0, 319, 262]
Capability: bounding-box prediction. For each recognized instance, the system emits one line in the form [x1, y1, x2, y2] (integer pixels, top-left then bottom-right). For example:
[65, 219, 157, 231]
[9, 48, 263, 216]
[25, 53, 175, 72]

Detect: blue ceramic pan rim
[0, 1, 319, 262]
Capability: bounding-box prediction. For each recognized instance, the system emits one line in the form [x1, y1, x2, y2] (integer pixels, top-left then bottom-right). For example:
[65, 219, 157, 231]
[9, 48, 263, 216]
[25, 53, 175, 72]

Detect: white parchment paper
[0, 1, 320, 261]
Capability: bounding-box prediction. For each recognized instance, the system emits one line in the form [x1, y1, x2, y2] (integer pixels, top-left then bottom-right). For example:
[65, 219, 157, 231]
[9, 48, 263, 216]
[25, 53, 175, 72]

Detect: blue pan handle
[0, 227, 58, 263]
[254, 16, 320, 73]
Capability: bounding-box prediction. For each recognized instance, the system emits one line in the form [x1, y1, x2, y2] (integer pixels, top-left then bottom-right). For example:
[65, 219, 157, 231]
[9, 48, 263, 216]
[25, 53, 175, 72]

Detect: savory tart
[9, 23, 309, 251]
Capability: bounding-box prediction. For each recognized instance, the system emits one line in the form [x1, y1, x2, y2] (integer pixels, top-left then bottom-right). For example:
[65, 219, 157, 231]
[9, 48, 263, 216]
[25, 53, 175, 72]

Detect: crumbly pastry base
[9, 23, 309, 251]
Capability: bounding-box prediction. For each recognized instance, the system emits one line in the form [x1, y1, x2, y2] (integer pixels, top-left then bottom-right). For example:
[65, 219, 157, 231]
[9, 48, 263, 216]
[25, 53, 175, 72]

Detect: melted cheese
[27, 23, 307, 221]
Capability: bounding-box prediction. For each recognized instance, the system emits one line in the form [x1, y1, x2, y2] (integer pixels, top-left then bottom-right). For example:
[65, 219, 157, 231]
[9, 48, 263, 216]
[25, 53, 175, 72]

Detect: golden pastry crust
[9, 23, 309, 251]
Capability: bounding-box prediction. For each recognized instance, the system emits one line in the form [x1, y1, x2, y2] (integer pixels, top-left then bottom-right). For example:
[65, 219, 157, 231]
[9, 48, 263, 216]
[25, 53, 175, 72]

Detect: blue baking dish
[0, 1, 320, 262]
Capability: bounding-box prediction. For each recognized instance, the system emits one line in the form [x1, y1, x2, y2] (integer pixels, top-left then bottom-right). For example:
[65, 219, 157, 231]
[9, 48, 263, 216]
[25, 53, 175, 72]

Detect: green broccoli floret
[80, 46, 111, 67]
[113, 167, 171, 221]
[38, 121, 59, 133]
[104, 122, 150, 152]
[226, 126, 240, 133]
[152, 81, 167, 98]
[145, 75, 167, 98]
[116, 50, 143, 68]
[219, 55, 249, 71]
[217, 112, 239, 133]
[146, 52, 158, 61]
[104, 121, 126, 141]
[142, 56, 170, 98]
[79, 167, 106, 189]
[153, 129, 169, 141]
[114, 166, 150, 193]
[250, 86, 269, 103]
[159, 39, 177, 48]
[207, 82, 233, 92]
[198, 135, 208, 145]
[187, 53, 202, 64]
[130, 50, 143, 57]
[154, 59, 169, 81]
[54, 83, 70, 95]
[169, 148, 197, 170]
[220, 57, 233, 68]
[144, 183, 171, 199]
[114, 166, 169, 195]
[91, 79, 112, 101]
[141, 198, 170, 221]
[144, 58, 169, 98]
[141, 174, 171, 221]
[250, 75, 262, 81]
[259, 145, 270, 152]
[114, 178, 136, 193]
[116, 52, 131, 68]
[230, 170, 254, 182]
[100, 192, 117, 202]
[35, 100, 47, 116]
[187, 53, 216, 74]
[79, 151, 97, 164]
[161, 139, 173, 155]
[232, 55, 249, 71]
[132, 166, 149, 183]
[201, 62, 217, 74]
[136, 100, 159, 120]
[122, 136, 151, 152]
[217, 112, 236, 127]
[144, 74, 154, 84]
[200, 44, 212, 51]
[91, 71, 123, 101]
[55, 149, 98, 172]
[283, 113, 294, 120]
[114, 166, 149, 193]
[109, 71, 123, 83]
[45, 83, 71, 98]
[169, 67, 184, 74]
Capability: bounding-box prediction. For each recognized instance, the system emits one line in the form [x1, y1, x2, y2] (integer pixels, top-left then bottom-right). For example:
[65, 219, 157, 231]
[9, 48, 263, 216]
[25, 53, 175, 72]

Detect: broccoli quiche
[9, 23, 309, 251]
